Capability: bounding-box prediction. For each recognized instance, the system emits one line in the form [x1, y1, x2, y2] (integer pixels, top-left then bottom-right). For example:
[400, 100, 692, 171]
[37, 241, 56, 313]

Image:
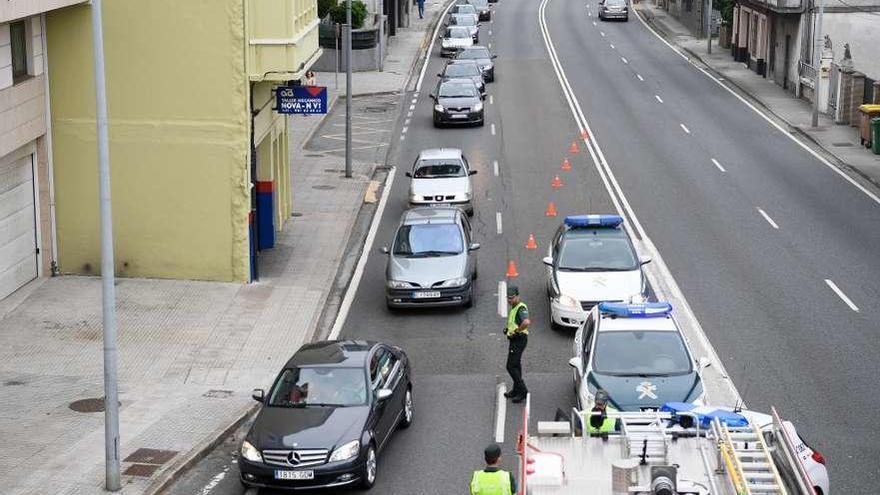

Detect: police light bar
[598, 301, 672, 318]
[564, 214, 624, 228]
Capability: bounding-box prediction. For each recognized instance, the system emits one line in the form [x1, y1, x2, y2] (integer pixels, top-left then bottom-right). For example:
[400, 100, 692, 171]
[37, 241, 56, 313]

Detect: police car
[569, 302, 709, 412]
[543, 215, 650, 329]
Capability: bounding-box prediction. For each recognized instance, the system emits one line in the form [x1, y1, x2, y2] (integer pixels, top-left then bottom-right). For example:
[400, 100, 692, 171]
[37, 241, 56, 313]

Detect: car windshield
[446, 27, 470, 39]
[557, 230, 638, 271]
[414, 158, 466, 177]
[593, 330, 692, 375]
[469, 0, 489, 7]
[268, 367, 367, 407]
[445, 63, 479, 77]
[606, 0, 627, 4]
[452, 15, 476, 26]
[393, 223, 463, 256]
[439, 84, 478, 98]
[454, 5, 476, 13]
[459, 48, 491, 59]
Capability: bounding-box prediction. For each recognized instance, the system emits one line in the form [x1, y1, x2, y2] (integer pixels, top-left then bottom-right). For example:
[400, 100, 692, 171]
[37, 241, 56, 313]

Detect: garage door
[0, 154, 38, 300]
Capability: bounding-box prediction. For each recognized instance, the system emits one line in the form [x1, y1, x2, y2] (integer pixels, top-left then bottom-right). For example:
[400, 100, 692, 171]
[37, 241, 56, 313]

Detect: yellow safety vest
[584, 405, 618, 434]
[506, 302, 528, 336]
[470, 469, 513, 495]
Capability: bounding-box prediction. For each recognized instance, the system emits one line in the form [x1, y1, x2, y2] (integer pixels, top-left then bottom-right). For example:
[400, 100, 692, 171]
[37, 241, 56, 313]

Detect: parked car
[383, 206, 480, 309]
[598, 0, 628, 21]
[455, 45, 497, 82]
[448, 14, 480, 43]
[440, 26, 474, 57]
[468, 0, 492, 21]
[431, 79, 484, 127]
[439, 59, 486, 97]
[239, 341, 413, 490]
[407, 148, 477, 211]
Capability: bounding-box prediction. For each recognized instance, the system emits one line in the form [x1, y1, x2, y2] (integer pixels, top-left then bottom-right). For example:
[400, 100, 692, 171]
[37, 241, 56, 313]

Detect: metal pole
[707, 0, 713, 54]
[345, 0, 353, 178]
[89, 0, 121, 490]
[335, 23, 340, 90]
[811, 0, 824, 127]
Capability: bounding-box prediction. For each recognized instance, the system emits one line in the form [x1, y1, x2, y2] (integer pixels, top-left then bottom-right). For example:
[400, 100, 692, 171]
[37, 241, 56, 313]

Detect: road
[167, 0, 880, 493]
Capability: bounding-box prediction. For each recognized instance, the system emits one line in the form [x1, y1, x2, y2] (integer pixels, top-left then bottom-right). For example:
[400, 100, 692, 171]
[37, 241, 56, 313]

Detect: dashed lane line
[655, 95, 663, 103]
[621, 56, 628, 64]
[711, 158, 726, 172]
[825, 279, 860, 312]
[493, 160, 499, 176]
[491, 123, 496, 135]
[680, 123, 690, 134]
[756, 208, 780, 230]
[496, 211, 503, 235]
[637, 74, 644, 81]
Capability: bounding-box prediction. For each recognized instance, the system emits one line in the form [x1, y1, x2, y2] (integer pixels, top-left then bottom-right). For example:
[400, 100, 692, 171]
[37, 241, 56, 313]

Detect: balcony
[745, 0, 804, 13]
[247, 0, 322, 82]
[0, 0, 87, 23]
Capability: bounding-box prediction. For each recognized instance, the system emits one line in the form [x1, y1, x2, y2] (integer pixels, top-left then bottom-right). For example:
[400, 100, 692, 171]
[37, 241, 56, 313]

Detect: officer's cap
[484, 443, 502, 463]
[507, 286, 519, 297]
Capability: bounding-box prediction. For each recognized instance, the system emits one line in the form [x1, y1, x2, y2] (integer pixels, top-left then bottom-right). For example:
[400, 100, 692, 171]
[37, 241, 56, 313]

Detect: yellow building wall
[46, 0, 252, 281]
[252, 81, 292, 236]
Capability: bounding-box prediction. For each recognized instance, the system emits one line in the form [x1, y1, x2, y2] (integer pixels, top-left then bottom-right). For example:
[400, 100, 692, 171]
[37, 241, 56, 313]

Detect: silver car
[382, 207, 480, 309]
[448, 14, 480, 43]
[406, 148, 477, 214]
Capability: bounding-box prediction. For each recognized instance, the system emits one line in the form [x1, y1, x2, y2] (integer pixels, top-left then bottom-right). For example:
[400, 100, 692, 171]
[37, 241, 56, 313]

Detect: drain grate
[832, 142, 854, 147]
[202, 389, 233, 399]
[312, 185, 336, 190]
[124, 448, 178, 465]
[69, 397, 106, 413]
[4, 380, 25, 386]
[123, 464, 161, 477]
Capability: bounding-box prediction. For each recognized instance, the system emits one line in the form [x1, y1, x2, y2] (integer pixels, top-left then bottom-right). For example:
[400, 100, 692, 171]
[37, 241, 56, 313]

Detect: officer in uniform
[585, 389, 617, 435]
[470, 443, 516, 495]
[503, 285, 530, 403]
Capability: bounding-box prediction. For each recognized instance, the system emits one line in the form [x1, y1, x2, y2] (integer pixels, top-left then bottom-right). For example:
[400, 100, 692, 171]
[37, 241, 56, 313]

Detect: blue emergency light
[563, 214, 624, 228]
[598, 301, 672, 318]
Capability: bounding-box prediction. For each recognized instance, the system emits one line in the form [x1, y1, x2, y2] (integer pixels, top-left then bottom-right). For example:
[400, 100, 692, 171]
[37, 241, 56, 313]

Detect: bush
[329, 0, 368, 29]
[318, 0, 337, 20]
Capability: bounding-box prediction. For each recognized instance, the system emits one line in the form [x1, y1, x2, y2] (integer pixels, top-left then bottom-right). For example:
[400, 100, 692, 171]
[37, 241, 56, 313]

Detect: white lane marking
[414, 92, 419, 97]
[400, 134, 406, 141]
[493, 159, 499, 176]
[411, 97, 417, 104]
[824, 279, 860, 312]
[401, 126, 408, 134]
[491, 123, 496, 135]
[637, 74, 644, 81]
[489, 30, 493, 35]
[621, 56, 628, 64]
[489, 94, 494, 105]
[588, 11, 591, 16]
[416, 0, 458, 91]
[711, 158, 726, 172]
[409, 104, 415, 110]
[198, 466, 230, 495]
[538, 0, 743, 404]
[756, 208, 779, 229]
[680, 123, 691, 134]
[593, 21, 597, 26]
[610, 43, 615, 49]
[654, 94, 663, 103]
[633, 6, 880, 206]
[404, 118, 411, 126]
[497, 280, 507, 317]
[329, 167, 397, 338]
[495, 382, 507, 443]
[488, 42, 492, 49]
[407, 111, 413, 118]
[600, 31, 605, 37]
[496, 211, 503, 235]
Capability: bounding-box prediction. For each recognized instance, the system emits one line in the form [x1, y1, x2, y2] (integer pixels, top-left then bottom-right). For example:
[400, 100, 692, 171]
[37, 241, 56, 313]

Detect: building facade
[45, 0, 320, 284]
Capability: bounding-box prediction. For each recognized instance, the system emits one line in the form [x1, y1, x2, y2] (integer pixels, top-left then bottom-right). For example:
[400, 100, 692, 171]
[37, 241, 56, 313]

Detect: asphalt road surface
[167, 0, 880, 493]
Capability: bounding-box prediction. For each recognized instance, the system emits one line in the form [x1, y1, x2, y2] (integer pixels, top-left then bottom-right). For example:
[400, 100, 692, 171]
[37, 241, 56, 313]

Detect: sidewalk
[0, 3, 444, 494]
[635, 1, 880, 188]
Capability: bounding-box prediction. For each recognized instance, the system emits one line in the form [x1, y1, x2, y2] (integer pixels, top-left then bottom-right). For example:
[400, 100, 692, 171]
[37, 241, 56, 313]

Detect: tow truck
[515, 396, 828, 494]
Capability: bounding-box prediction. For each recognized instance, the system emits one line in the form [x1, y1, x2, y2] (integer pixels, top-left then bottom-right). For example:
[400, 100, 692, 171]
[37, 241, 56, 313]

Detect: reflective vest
[470, 469, 513, 495]
[585, 405, 618, 434]
[506, 302, 528, 336]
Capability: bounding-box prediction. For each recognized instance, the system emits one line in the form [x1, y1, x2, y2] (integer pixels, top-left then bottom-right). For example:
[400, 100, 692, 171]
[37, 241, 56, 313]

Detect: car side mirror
[380, 246, 390, 254]
[437, 72, 443, 77]
[542, 256, 553, 267]
[405, 171, 413, 177]
[252, 389, 264, 402]
[469, 242, 481, 251]
[492, 54, 498, 59]
[639, 256, 652, 266]
[377, 389, 393, 401]
[568, 357, 582, 373]
[469, 170, 478, 175]
[698, 356, 712, 369]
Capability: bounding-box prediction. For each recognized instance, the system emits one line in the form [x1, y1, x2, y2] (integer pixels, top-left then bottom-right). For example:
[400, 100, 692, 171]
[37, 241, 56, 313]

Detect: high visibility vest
[506, 302, 528, 336]
[585, 405, 618, 434]
[470, 469, 513, 495]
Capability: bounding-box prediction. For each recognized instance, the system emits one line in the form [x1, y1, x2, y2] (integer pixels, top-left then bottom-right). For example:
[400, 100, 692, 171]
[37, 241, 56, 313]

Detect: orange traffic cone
[569, 141, 580, 153]
[526, 234, 538, 250]
[545, 201, 558, 217]
[581, 130, 589, 140]
[506, 260, 519, 278]
[561, 158, 571, 171]
[552, 175, 563, 189]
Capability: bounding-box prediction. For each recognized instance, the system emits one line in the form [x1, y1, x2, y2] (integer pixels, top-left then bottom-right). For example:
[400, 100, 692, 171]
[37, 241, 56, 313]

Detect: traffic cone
[561, 158, 571, 171]
[569, 141, 579, 153]
[545, 201, 558, 217]
[526, 234, 538, 250]
[581, 130, 589, 140]
[552, 175, 563, 189]
[506, 260, 519, 278]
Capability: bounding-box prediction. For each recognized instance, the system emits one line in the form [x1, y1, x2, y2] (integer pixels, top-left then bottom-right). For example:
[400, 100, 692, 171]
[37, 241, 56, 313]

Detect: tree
[329, 0, 368, 29]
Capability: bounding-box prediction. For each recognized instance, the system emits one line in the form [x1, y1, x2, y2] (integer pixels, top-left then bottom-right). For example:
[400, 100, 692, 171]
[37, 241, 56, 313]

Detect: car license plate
[275, 470, 314, 480]
[413, 291, 441, 299]
[450, 113, 468, 119]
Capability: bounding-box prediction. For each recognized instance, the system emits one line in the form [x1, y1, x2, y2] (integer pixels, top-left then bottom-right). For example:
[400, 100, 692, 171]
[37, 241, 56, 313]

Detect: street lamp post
[345, 0, 353, 178]
[707, 0, 713, 54]
[811, 0, 824, 127]
[89, 0, 121, 490]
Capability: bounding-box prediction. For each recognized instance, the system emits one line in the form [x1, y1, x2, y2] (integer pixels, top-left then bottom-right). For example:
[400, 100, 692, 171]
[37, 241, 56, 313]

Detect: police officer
[503, 286, 530, 403]
[584, 389, 617, 435]
[470, 443, 516, 495]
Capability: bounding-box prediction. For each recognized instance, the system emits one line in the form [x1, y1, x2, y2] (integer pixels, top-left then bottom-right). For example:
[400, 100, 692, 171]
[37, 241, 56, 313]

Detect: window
[267, 367, 367, 407]
[370, 348, 396, 389]
[10, 21, 30, 84]
[393, 223, 464, 256]
[593, 331, 693, 375]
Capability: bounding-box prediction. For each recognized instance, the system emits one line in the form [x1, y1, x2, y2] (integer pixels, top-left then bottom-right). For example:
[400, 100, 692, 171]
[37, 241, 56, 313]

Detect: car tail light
[811, 450, 826, 465]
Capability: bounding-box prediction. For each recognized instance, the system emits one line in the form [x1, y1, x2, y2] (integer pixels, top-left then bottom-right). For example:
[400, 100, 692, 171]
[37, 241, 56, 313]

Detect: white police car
[569, 302, 710, 412]
[543, 215, 650, 329]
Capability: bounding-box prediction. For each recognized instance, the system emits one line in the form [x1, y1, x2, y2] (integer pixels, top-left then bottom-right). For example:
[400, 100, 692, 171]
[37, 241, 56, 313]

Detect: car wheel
[360, 443, 378, 489]
[464, 283, 475, 308]
[473, 264, 478, 280]
[549, 306, 563, 331]
[400, 387, 414, 428]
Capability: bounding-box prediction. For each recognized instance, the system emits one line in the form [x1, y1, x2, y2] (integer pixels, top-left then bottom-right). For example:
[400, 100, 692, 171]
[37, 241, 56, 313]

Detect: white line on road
[824, 279, 860, 312]
[407, 111, 413, 118]
[404, 118, 411, 126]
[654, 94, 663, 103]
[488, 42, 492, 49]
[497, 280, 507, 317]
[198, 466, 230, 495]
[416, 0, 458, 91]
[329, 167, 397, 338]
[600, 31, 605, 37]
[588, 11, 591, 16]
[711, 158, 726, 172]
[409, 104, 415, 110]
[411, 97, 417, 104]
[593, 21, 597, 26]
[491, 123, 496, 135]
[493, 160, 499, 176]
[400, 134, 406, 141]
[489, 30, 493, 35]
[756, 208, 780, 229]
[401, 126, 408, 134]
[495, 382, 507, 443]
[680, 123, 690, 134]
[496, 211, 503, 234]
[637, 74, 644, 81]
[489, 94, 494, 105]
[610, 43, 615, 49]
[621, 56, 628, 64]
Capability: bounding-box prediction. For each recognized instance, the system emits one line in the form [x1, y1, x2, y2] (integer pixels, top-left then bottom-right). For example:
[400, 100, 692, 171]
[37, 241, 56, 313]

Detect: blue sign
[276, 85, 328, 114]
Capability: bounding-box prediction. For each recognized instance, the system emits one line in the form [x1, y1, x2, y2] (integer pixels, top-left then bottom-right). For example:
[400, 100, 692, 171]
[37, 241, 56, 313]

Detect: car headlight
[329, 440, 360, 463]
[387, 279, 412, 289]
[240, 440, 263, 463]
[462, 191, 472, 200]
[555, 293, 580, 309]
[473, 101, 483, 112]
[440, 276, 468, 288]
[434, 104, 445, 112]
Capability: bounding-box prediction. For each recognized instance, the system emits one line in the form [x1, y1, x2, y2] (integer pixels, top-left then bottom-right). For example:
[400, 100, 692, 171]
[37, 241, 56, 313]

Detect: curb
[634, 5, 880, 192]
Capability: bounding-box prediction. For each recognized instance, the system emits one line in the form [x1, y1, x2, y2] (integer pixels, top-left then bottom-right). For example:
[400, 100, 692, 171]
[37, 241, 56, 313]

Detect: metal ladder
[718, 418, 788, 495]
[618, 412, 669, 464]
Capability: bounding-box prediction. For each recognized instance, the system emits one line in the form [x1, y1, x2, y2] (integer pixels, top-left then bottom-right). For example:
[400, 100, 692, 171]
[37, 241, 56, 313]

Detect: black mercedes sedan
[239, 340, 413, 490]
